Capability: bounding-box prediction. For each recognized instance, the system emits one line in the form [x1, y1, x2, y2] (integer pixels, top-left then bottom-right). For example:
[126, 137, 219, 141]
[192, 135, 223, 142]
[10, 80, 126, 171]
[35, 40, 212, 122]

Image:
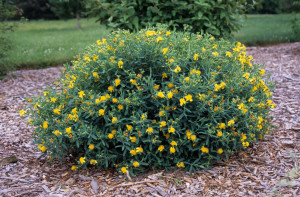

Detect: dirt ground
[0, 42, 299, 197]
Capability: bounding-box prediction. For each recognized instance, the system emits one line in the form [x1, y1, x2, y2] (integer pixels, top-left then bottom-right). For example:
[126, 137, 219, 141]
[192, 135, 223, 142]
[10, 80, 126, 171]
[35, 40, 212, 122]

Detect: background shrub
[22, 25, 275, 175]
[86, 0, 252, 38]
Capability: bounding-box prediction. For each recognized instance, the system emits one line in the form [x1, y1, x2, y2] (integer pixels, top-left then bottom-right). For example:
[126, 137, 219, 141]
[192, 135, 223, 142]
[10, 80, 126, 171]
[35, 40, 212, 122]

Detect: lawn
[1, 14, 299, 76]
[232, 14, 299, 46]
[3, 18, 109, 71]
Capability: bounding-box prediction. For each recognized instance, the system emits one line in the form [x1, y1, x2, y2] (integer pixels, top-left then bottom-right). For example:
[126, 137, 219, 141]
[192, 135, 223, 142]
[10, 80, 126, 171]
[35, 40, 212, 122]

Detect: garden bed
[0, 42, 299, 196]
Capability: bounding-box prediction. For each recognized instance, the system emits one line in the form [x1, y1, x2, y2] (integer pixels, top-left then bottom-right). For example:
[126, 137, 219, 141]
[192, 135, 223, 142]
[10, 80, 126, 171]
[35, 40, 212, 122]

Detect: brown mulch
[0, 42, 299, 197]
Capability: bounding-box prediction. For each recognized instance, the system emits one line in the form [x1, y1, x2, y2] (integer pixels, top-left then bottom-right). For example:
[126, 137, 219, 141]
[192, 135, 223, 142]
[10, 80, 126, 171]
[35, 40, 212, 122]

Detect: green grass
[2, 18, 110, 72]
[232, 14, 300, 46]
[1, 14, 299, 76]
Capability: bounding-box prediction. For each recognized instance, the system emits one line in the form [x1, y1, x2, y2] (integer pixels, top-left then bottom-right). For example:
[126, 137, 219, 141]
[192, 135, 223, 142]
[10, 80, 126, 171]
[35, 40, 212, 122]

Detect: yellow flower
[185, 77, 189, 83]
[146, 31, 156, 36]
[156, 36, 163, 42]
[242, 141, 249, 147]
[217, 148, 223, 154]
[157, 91, 165, 98]
[170, 147, 176, 154]
[99, 109, 105, 116]
[112, 117, 118, 124]
[162, 73, 168, 78]
[141, 113, 147, 120]
[146, 127, 153, 134]
[259, 69, 265, 75]
[108, 86, 114, 92]
[217, 131, 222, 137]
[168, 126, 175, 133]
[51, 97, 57, 103]
[38, 145, 47, 152]
[160, 121, 167, 127]
[186, 130, 192, 139]
[133, 161, 140, 168]
[90, 159, 98, 165]
[180, 98, 186, 106]
[258, 116, 263, 124]
[121, 167, 128, 174]
[89, 144, 95, 150]
[174, 66, 181, 73]
[19, 109, 25, 117]
[219, 123, 226, 129]
[243, 73, 250, 79]
[79, 157, 85, 164]
[226, 51, 232, 57]
[112, 98, 118, 103]
[53, 108, 61, 115]
[177, 162, 184, 168]
[118, 60, 123, 69]
[190, 135, 196, 141]
[130, 79, 137, 85]
[158, 145, 164, 152]
[130, 149, 137, 156]
[228, 119, 235, 126]
[154, 84, 160, 90]
[102, 38, 107, 43]
[136, 147, 143, 153]
[44, 91, 49, 96]
[54, 130, 62, 137]
[162, 48, 168, 55]
[200, 146, 209, 153]
[115, 78, 121, 86]
[108, 133, 114, 139]
[159, 111, 165, 116]
[71, 165, 78, 171]
[43, 121, 48, 129]
[78, 91, 85, 98]
[130, 136, 137, 143]
[202, 47, 206, 52]
[185, 94, 193, 102]
[212, 52, 219, 56]
[248, 97, 255, 102]
[118, 104, 124, 110]
[166, 92, 173, 99]
[170, 141, 177, 146]
[66, 127, 72, 134]
[194, 54, 199, 60]
[166, 31, 171, 36]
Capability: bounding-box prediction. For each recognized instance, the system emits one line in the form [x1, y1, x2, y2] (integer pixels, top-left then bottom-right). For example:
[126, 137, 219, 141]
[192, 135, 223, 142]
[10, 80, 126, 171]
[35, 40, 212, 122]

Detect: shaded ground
[0, 43, 299, 197]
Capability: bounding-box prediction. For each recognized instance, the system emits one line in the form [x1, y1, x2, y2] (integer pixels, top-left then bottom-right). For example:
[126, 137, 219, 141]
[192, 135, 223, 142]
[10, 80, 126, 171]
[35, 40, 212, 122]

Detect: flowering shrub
[21, 25, 275, 175]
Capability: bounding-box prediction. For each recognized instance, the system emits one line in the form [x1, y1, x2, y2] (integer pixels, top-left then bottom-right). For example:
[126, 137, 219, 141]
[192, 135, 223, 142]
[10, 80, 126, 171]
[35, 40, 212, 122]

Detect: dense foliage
[0, 0, 21, 76]
[87, 0, 252, 38]
[247, 0, 300, 14]
[21, 26, 275, 175]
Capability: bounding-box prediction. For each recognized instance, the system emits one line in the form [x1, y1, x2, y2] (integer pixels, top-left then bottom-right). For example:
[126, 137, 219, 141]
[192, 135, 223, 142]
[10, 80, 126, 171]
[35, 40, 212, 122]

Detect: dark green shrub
[21, 25, 275, 175]
[0, 0, 21, 76]
[86, 0, 252, 38]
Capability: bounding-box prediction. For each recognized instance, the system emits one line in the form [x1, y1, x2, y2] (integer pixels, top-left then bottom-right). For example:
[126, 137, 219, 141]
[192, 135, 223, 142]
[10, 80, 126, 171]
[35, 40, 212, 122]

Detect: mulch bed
[0, 42, 299, 197]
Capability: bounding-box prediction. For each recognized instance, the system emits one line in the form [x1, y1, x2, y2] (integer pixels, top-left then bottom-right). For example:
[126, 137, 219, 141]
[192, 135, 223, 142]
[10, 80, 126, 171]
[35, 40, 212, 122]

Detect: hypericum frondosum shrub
[21, 25, 275, 175]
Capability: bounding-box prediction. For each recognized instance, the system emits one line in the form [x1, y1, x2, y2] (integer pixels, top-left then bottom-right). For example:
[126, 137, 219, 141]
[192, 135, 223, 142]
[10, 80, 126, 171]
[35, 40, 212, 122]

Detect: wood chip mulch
[0, 42, 299, 197]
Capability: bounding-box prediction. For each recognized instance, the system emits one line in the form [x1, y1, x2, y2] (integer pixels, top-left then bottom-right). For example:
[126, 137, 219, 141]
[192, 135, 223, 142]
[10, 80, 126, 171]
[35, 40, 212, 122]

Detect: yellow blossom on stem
[71, 165, 78, 171]
[90, 159, 98, 165]
[217, 131, 223, 137]
[228, 119, 235, 126]
[170, 141, 177, 146]
[200, 146, 209, 153]
[170, 146, 176, 154]
[194, 54, 199, 60]
[156, 36, 163, 42]
[177, 162, 184, 168]
[118, 104, 124, 110]
[112, 117, 118, 124]
[168, 126, 175, 133]
[185, 94, 193, 102]
[130, 136, 137, 143]
[130, 149, 137, 156]
[115, 78, 121, 87]
[133, 161, 140, 168]
[180, 98, 186, 106]
[219, 123, 226, 129]
[99, 109, 105, 116]
[108, 133, 114, 139]
[89, 144, 95, 150]
[136, 147, 143, 153]
[54, 130, 62, 137]
[217, 148, 223, 154]
[158, 145, 164, 152]
[43, 121, 48, 129]
[79, 157, 85, 164]
[162, 48, 168, 55]
[118, 60, 123, 68]
[19, 109, 25, 117]
[190, 135, 196, 141]
[157, 91, 165, 98]
[121, 167, 128, 174]
[38, 145, 47, 152]
[160, 121, 167, 127]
